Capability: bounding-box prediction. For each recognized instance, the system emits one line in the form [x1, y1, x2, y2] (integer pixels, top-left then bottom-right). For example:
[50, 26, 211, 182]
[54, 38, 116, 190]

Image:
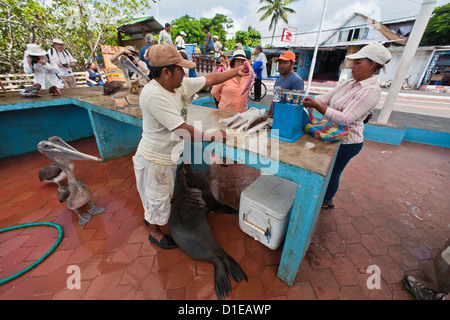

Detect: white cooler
[239, 174, 298, 250]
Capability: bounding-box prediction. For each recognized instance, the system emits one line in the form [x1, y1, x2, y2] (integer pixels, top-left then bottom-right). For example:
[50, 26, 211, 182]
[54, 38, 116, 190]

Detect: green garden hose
[0, 222, 64, 285]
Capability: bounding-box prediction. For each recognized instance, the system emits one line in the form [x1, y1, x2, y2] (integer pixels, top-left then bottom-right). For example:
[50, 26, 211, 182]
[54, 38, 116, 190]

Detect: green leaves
[257, 0, 299, 45]
[421, 4, 450, 46]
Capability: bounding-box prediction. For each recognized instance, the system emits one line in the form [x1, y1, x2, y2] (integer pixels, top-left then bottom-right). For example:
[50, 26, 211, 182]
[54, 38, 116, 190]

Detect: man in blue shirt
[268, 50, 304, 117]
[139, 33, 155, 69]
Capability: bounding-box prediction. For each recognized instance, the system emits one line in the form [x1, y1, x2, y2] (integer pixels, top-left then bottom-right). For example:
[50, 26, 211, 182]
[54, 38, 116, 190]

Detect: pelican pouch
[239, 175, 298, 250]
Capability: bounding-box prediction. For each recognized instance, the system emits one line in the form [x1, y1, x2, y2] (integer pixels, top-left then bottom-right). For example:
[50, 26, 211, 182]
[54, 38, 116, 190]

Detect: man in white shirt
[158, 23, 173, 45]
[174, 31, 186, 51]
[23, 43, 63, 89]
[213, 36, 222, 58]
[47, 38, 77, 88]
[134, 43, 249, 249]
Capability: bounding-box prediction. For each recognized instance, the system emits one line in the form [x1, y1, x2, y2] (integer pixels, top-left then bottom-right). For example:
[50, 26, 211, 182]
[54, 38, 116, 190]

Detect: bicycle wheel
[260, 82, 267, 99]
[249, 83, 256, 100]
[248, 82, 267, 101]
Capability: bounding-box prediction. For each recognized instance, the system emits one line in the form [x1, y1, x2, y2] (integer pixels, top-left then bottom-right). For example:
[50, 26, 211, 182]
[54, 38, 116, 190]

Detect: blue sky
[145, 0, 450, 46]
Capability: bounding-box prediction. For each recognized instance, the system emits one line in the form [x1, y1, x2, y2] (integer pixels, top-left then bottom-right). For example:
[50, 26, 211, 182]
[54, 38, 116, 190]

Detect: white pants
[133, 151, 177, 225]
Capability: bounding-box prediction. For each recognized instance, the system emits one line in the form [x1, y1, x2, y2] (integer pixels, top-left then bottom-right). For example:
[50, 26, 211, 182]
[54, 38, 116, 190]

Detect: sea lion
[182, 164, 239, 215]
[169, 163, 247, 300]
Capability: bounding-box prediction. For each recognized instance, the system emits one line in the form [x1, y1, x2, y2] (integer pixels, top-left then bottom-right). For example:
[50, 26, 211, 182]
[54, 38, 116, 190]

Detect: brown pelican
[37, 140, 105, 225]
[38, 136, 76, 187]
[103, 56, 149, 109]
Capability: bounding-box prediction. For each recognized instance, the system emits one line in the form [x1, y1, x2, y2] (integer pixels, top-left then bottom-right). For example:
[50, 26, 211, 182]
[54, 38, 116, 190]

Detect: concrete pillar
[377, 0, 437, 124]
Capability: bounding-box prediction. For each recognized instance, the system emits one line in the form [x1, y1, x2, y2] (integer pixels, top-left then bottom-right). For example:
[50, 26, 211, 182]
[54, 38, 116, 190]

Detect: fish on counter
[218, 107, 270, 134]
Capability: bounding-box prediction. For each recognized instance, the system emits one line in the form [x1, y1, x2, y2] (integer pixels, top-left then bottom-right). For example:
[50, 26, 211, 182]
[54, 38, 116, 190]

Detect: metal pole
[306, 0, 328, 121]
[377, 0, 437, 124]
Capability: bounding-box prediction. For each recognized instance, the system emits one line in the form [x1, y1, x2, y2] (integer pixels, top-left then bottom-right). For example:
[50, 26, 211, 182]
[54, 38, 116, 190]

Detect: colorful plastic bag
[304, 117, 349, 142]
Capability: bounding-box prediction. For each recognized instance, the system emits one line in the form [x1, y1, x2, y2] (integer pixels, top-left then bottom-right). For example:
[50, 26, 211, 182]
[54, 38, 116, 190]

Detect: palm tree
[258, 0, 299, 46]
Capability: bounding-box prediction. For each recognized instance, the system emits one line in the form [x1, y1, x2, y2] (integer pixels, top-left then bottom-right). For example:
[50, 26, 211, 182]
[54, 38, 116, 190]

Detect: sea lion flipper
[223, 253, 248, 283]
[213, 258, 232, 300]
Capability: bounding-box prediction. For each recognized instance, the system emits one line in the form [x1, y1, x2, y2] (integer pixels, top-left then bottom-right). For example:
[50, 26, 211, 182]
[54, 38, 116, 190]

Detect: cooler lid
[241, 175, 298, 219]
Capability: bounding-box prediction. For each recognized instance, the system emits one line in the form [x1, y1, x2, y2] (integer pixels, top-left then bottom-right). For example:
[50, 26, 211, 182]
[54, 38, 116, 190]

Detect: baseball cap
[180, 31, 186, 36]
[52, 38, 64, 45]
[147, 43, 196, 68]
[275, 51, 295, 63]
[346, 43, 391, 66]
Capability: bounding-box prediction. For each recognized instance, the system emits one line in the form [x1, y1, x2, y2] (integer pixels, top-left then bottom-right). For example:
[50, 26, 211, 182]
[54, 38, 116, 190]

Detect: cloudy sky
[144, 0, 449, 46]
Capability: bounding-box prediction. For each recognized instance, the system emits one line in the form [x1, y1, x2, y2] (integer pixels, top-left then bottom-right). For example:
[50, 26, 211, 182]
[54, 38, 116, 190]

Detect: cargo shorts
[133, 151, 177, 225]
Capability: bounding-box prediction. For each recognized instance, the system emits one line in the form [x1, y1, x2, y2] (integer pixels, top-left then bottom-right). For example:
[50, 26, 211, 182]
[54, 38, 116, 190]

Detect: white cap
[180, 31, 186, 36]
[346, 43, 391, 66]
[25, 44, 46, 56]
[231, 49, 246, 60]
[213, 35, 218, 39]
[52, 38, 64, 45]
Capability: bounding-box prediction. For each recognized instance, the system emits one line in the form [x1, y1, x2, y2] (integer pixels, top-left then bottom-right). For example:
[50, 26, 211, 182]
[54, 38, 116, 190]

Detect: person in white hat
[212, 35, 222, 58]
[211, 49, 250, 112]
[110, 45, 149, 85]
[47, 38, 77, 88]
[174, 31, 186, 51]
[133, 44, 250, 249]
[23, 43, 64, 90]
[303, 43, 392, 209]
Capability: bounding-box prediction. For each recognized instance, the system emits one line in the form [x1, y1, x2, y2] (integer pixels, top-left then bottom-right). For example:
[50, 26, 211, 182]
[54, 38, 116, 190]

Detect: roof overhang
[118, 16, 164, 36]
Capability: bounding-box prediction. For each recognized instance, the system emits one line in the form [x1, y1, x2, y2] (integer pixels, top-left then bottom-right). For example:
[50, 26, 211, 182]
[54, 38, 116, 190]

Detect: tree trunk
[271, 21, 277, 46]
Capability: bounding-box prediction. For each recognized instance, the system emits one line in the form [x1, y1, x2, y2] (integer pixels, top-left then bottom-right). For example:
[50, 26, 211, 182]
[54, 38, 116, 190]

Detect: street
[261, 80, 450, 133]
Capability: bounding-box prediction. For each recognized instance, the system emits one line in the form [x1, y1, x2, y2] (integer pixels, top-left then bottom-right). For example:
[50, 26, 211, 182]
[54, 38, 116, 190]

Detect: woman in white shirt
[23, 44, 63, 89]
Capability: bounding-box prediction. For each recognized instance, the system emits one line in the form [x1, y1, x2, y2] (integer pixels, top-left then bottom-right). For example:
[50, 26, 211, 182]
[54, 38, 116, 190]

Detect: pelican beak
[48, 136, 77, 152]
[122, 57, 150, 81]
[37, 141, 102, 162]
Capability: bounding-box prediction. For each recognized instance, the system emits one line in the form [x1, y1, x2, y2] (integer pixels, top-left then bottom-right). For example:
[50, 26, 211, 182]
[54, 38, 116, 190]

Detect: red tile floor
[0, 137, 449, 300]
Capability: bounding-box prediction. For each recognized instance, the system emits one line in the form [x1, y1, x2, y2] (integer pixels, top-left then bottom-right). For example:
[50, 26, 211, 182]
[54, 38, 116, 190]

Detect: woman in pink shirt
[303, 44, 391, 209]
[211, 50, 250, 113]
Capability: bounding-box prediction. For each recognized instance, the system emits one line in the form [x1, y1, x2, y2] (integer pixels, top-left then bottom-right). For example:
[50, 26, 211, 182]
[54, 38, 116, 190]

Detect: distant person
[215, 55, 229, 73]
[200, 26, 213, 55]
[23, 43, 63, 89]
[303, 43, 391, 209]
[85, 62, 104, 86]
[158, 23, 173, 45]
[110, 46, 149, 86]
[174, 31, 186, 51]
[213, 36, 222, 58]
[140, 33, 155, 69]
[211, 50, 250, 113]
[48, 38, 77, 88]
[268, 51, 304, 116]
[252, 45, 268, 102]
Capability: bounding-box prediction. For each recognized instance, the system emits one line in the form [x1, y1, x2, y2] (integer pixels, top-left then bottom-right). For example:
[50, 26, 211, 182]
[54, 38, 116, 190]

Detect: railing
[192, 55, 216, 74]
[0, 71, 107, 91]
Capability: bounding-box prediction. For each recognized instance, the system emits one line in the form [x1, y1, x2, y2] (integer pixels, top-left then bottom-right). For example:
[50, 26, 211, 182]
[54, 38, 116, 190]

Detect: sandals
[322, 201, 335, 209]
[402, 275, 445, 300]
[148, 233, 177, 250]
[144, 220, 177, 249]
